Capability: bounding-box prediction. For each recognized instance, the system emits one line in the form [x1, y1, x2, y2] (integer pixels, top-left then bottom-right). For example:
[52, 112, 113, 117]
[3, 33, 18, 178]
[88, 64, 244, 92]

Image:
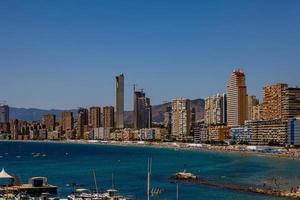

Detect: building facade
[262, 84, 300, 121]
[164, 104, 172, 135]
[171, 98, 191, 141]
[205, 94, 226, 125]
[227, 69, 247, 127]
[245, 119, 288, 145]
[103, 106, 114, 128]
[43, 114, 56, 131]
[282, 87, 300, 119]
[193, 125, 209, 143]
[93, 127, 111, 140]
[77, 108, 89, 139]
[252, 104, 262, 121]
[115, 74, 124, 129]
[288, 117, 300, 146]
[61, 111, 74, 132]
[247, 95, 259, 120]
[230, 127, 251, 144]
[89, 106, 101, 128]
[262, 83, 288, 120]
[134, 90, 152, 129]
[0, 103, 9, 123]
[208, 125, 230, 142]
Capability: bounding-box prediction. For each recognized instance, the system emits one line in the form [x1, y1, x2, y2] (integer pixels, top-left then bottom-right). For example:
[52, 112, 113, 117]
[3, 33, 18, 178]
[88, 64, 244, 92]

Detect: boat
[67, 188, 132, 200]
[67, 170, 132, 200]
[33, 153, 40, 158]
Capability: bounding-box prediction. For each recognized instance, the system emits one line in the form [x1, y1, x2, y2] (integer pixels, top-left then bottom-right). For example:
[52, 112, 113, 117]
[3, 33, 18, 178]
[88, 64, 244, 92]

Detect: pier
[170, 171, 300, 199]
[0, 169, 57, 197]
[7, 183, 57, 196]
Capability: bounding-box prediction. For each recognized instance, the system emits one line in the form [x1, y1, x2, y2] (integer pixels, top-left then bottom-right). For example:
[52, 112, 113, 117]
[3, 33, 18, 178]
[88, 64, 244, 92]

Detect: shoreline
[1, 139, 300, 161]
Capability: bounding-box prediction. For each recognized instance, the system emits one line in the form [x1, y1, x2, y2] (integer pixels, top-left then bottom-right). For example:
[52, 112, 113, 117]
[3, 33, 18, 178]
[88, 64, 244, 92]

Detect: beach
[3, 139, 299, 161]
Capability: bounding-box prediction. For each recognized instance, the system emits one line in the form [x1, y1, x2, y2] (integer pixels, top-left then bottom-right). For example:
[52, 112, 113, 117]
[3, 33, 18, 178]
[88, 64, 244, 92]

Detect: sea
[0, 141, 300, 200]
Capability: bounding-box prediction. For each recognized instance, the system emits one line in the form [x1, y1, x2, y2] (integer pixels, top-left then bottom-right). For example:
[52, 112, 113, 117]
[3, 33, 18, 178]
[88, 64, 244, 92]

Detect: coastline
[1, 139, 300, 161]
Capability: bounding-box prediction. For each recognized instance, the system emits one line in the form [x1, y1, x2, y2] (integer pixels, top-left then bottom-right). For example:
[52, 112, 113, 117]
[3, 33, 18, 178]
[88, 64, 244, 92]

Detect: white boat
[67, 188, 132, 200]
[67, 170, 132, 200]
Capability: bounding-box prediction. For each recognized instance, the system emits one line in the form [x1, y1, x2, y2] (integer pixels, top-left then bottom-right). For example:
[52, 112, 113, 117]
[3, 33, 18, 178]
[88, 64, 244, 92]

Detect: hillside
[9, 98, 204, 124]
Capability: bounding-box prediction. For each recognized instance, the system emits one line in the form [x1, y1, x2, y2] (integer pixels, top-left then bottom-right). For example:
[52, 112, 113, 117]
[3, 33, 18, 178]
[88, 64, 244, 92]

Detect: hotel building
[89, 106, 101, 128]
[171, 98, 191, 141]
[61, 111, 74, 132]
[43, 114, 56, 131]
[77, 108, 89, 139]
[204, 93, 226, 125]
[103, 106, 114, 128]
[261, 83, 288, 120]
[227, 69, 247, 127]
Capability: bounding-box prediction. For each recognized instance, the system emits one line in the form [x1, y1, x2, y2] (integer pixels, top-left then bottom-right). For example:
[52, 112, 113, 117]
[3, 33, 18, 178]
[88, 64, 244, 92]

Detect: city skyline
[3, 69, 299, 111]
[1, 1, 300, 199]
[1, 0, 300, 110]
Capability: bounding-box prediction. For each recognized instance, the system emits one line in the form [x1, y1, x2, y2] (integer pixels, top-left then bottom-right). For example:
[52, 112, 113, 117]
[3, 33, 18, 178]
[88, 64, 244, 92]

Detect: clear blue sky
[0, 0, 299, 110]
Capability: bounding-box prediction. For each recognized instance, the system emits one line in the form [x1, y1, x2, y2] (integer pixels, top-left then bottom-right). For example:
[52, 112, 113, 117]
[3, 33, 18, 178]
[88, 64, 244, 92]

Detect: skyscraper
[116, 74, 124, 129]
[171, 98, 191, 141]
[61, 111, 74, 132]
[191, 107, 196, 129]
[134, 90, 145, 129]
[164, 104, 172, 134]
[262, 83, 300, 120]
[103, 106, 114, 128]
[227, 69, 247, 127]
[43, 114, 56, 131]
[0, 103, 9, 123]
[11, 119, 20, 140]
[261, 83, 288, 120]
[282, 87, 300, 119]
[247, 95, 259, 120]
[134, 90, 152, 129]
[204, 94, 226, 125]
[77, 108, 89, 139]
[89, 106, 101, 128]
[222, 93, 227, 124]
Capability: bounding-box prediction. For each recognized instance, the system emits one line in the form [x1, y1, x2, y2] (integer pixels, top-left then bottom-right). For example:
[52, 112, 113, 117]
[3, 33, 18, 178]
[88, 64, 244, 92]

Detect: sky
[0, 0, 300, 110]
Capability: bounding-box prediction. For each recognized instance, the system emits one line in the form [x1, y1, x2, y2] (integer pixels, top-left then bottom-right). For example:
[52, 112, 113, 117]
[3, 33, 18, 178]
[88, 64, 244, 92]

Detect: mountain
[127, 98, 205, 124]
[9, 98, 205, 124]
[9, 107, 77, 122]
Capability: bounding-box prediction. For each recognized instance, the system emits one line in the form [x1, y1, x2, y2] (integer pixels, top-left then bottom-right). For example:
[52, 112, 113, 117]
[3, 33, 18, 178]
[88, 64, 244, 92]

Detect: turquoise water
[0, 141, 299, 200]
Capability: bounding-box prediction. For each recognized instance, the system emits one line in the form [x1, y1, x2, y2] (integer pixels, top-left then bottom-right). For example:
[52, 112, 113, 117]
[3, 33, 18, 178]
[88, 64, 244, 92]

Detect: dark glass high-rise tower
[116, 74, 124, 128]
